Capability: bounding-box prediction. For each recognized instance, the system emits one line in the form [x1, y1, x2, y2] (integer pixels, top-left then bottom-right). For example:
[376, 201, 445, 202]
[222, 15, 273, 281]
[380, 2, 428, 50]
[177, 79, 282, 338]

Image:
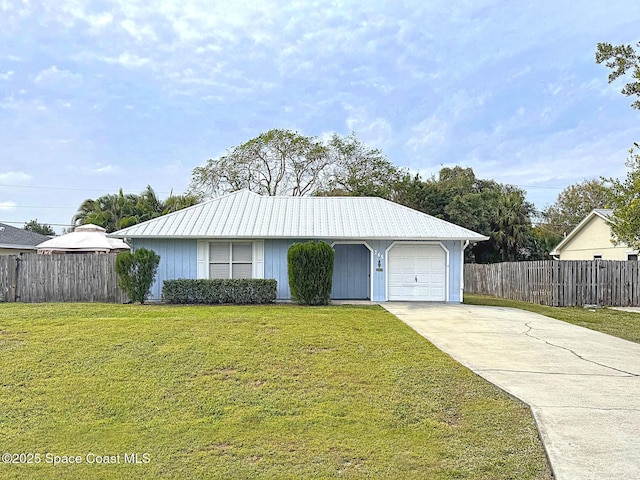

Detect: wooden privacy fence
[464, 260, 640, 307]
[0, 253, 128, 303]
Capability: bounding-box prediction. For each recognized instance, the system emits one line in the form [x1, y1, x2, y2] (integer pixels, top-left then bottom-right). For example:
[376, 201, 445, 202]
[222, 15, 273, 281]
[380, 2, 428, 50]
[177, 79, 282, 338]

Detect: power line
[0, 205, 76, 209]
[0, 220, 73, 227]
[0, 183, 184, 195]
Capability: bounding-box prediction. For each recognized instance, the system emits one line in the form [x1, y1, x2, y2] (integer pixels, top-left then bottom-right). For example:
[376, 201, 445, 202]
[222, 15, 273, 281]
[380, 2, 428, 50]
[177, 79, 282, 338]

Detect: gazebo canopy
[37, 224, 130, 254]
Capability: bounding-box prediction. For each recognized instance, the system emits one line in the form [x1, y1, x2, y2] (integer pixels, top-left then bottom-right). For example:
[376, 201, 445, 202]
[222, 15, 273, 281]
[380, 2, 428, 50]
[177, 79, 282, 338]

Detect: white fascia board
[110, 234, 490, 242]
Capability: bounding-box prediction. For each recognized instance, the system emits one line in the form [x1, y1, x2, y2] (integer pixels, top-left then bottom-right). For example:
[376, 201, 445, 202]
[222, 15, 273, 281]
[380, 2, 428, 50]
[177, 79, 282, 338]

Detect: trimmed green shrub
[115, 248, 161, 304]
[287, 241, 334, 305]
[162, 279, 277, 304]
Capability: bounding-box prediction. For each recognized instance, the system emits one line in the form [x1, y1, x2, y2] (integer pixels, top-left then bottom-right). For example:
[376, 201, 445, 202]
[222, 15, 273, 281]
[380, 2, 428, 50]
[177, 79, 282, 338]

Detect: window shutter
[197, 240, 208, 279]
[253, 241, 264, 279]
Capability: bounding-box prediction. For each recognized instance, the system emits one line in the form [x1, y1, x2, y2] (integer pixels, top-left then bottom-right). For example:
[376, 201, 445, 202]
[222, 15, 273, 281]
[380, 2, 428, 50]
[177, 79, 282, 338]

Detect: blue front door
[331, 244, 370, 299]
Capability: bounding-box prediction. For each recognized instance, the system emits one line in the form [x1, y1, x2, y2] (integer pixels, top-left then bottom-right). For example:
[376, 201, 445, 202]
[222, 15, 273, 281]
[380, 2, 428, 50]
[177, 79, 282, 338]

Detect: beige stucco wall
[557, 216, 636, 260]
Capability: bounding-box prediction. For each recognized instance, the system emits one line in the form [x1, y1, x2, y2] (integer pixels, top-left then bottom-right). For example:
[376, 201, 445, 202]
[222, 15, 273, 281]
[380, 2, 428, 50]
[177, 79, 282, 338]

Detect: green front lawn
[464, 294, 640, 343]
[0, 303, 550, 479]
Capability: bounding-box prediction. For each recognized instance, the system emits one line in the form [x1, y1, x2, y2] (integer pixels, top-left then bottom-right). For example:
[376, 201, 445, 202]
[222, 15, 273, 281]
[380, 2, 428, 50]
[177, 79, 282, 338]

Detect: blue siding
[331, 244, 370, 299]
[132, 239, 197, 300]
[265, 239, 374, 301]
[443, 240, 462, 303]
[264, 239, 297, 300]
[369, 240, 392, 301]
[133, 237, 465, 303]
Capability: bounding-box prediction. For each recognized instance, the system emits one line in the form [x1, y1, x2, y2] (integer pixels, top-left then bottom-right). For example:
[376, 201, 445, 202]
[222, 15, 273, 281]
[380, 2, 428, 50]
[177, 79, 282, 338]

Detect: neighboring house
[37, 224, 130, 254]
[110, 190, 488, 303]
[550, 209, 638, 261]
[0, 222, 51, 255]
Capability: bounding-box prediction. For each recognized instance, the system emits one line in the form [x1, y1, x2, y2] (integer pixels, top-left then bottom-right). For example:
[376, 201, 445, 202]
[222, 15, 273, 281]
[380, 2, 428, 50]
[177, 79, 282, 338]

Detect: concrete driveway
[382, 302, 640, 480]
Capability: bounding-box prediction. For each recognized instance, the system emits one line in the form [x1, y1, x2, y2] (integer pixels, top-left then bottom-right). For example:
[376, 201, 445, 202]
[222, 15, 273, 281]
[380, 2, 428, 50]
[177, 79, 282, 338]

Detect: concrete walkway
[382, 302, 640, 480]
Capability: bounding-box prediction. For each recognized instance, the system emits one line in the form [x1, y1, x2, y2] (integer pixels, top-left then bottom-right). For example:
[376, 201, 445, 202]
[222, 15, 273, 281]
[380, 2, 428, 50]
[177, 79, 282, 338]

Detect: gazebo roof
[37, 224, 130, 253]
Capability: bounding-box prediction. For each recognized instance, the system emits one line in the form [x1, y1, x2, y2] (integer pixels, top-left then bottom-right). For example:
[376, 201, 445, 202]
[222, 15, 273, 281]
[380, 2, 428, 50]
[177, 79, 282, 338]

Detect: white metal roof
[110, 190, 489, 241]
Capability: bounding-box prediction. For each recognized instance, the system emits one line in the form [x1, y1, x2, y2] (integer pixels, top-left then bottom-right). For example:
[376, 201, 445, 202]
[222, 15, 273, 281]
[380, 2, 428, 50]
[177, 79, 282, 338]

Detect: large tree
[541, 179, 614, 237]
[321, 132, 404, 198]
[607, 146, 640, 249]
[190, 129, 329, 197]
[596, 41, 640, 109]
[24, 219, 55, 236]
[72, 186, 198, 233]
[189, 130, 403, 199]
[596, 40, 640, 248]
[392, 166, 536, 263]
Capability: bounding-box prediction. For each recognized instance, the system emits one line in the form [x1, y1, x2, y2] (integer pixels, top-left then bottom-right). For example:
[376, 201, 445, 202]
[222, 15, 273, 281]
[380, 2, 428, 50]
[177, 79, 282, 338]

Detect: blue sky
[1, 1, 638, 232]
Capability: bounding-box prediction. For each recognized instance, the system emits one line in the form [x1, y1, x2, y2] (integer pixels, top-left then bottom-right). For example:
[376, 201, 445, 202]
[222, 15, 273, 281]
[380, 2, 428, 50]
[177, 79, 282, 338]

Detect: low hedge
[162, 279, 277, 305]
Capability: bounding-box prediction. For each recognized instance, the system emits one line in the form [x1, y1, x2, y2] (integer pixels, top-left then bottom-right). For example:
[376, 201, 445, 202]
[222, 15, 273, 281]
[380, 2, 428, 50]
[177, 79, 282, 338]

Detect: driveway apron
[382, 302, 640, 480]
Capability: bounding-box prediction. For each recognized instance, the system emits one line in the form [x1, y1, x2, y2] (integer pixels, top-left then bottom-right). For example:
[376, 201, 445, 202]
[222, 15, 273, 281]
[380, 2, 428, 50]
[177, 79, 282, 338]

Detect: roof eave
[550, 209, 609, 254]
[112, 234, 490, 241]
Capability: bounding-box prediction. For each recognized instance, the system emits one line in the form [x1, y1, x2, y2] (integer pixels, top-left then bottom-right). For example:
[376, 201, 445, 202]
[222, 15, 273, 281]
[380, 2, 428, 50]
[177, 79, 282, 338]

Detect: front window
[209, 242, 253, 279]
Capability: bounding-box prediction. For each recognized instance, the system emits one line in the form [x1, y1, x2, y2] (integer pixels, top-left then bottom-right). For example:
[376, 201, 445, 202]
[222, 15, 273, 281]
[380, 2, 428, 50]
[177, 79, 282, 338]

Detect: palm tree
[162, 191, 200, 214]
[491, 188, 535, 262]
[72, 187, 200, 232]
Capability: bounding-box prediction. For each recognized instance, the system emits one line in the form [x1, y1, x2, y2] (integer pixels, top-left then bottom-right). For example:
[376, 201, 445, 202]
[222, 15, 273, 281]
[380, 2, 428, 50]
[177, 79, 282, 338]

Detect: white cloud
[545, 82, 564, 96]
[86, 12, 114, 30]
[344, 104, 393, 148]
[87, 164, 118, 175]
[0, 95, 47, 111]
[120, 18, 157, 42]
[103, 52, 150, 68]
[33, 66, 83, 87]
[405, 115, 448, 152]
[0, 70, 14, 80]
[0, 171, 32, 183]
[0, 201, 17, 211]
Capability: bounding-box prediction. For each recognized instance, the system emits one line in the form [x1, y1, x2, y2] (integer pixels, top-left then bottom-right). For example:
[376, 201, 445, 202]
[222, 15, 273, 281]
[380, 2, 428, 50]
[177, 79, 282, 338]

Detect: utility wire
[0, 183, 185, 196]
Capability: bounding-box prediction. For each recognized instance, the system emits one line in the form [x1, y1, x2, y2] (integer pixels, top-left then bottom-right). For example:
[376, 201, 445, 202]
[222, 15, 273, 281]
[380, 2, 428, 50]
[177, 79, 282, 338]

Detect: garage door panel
[415, 286, 430, 296]
[388, 244, 446, 301]
[427, 259, 444, 270]
[388, 286, 404, 297]
[397, 258, 413, 269]
[403, 273, 416, 283]
[388, 273, 402, 283]
[431, 286, 445, 297]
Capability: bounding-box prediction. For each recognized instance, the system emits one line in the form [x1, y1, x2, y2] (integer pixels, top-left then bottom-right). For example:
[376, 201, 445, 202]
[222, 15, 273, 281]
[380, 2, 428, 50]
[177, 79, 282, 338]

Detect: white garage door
[388, 244, 446, 301]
